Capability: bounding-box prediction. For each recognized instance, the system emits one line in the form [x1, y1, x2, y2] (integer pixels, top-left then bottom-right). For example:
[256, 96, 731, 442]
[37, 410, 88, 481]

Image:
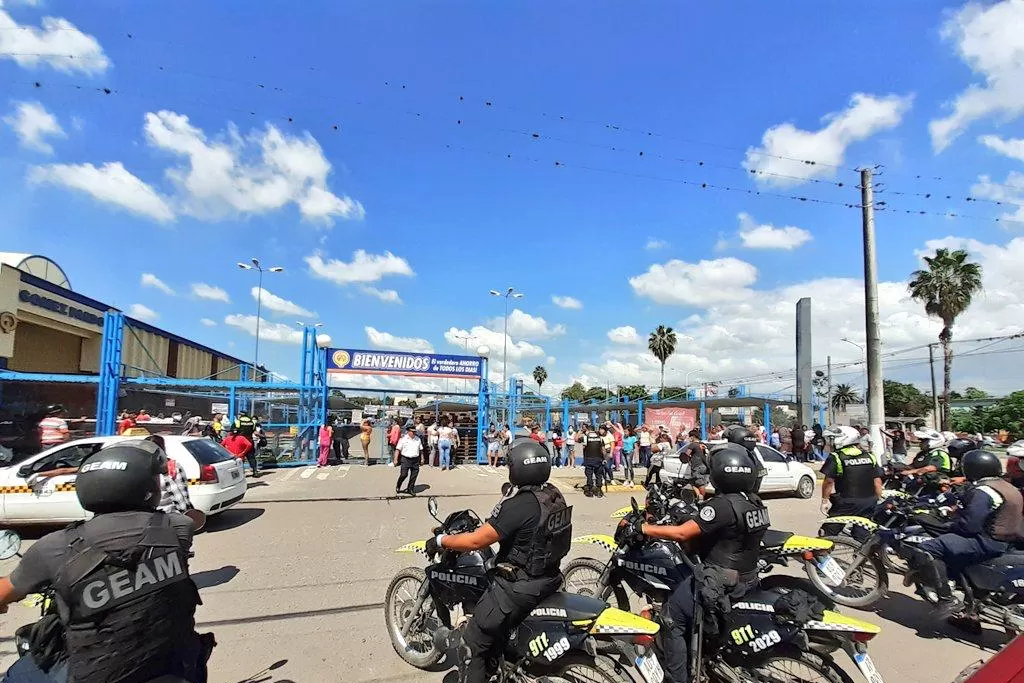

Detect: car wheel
[796, 475, 815, 499]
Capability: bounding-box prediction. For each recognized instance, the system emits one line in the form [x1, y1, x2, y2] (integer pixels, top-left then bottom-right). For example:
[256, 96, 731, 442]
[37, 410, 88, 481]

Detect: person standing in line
[778, 424, 793, 458]
[600, 425, 615, 480]
[387, 419, 402, 465]
[792, 423, 807, 462]
[415, 417, 429, 466]
[622, 426, 637, 488]
[811, 424, 827, 462]
[428, 420, 439, 466]
[611, 422, 625, 473]
[438, 418, 459, 470]
[565, 426, 576, 467]
[501, 423, 512, 464]
[359, 419, 373, 465]
[394, 425, 423, 495]
[38, 404, 70, 449]
[882, 425, 908, 465]
[317, 421, 333, 468]
[770, 427, 781, 449]
[485, 424, 500, 467]
[638, 425, 652, 468]
[552, 428, 565, 467]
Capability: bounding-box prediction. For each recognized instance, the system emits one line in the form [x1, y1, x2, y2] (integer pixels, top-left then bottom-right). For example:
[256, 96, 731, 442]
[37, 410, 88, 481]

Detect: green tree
[584, 386, 612, 402]
[831, 384, 861, 412]
[532, 366, 548, 392]
[963, 386, 990, 400]
[752, 406, 789, 430]
[982, 391, 1024, 439]
[883, 380, 932, 417]
[648, 325, 678, 392]
[616, 385, 649, 401]
[397, 398, 418, 408]
[909, 248, 984, 430]
[560, 381, 587, 402]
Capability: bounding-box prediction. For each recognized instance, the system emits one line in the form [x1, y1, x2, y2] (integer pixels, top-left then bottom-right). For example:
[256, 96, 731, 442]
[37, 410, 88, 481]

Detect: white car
[661, 443, 817, 499]
[0, 435, 246, 525]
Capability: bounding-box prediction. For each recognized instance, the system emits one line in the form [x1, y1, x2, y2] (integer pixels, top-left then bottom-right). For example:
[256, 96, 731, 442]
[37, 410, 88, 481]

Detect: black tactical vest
[54, 512, 201, 683]
[505, 484, 573, 578]
[832, 446, 879, 499]
[976, 478, 1024, 542]
[582, 432, 604, 462]
[705, 492, 770, 577]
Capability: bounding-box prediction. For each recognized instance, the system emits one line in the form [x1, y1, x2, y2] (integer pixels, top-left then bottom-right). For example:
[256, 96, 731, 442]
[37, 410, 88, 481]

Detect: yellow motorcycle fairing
[396, 540, 427, 554]
[781, 535, 834, 552]
[587, 607, 660, 635]
[610, 505, 644, 519]
[572, 534, 617, 552]
[821, 516, 879, 531]
[803, 610, 881, 635]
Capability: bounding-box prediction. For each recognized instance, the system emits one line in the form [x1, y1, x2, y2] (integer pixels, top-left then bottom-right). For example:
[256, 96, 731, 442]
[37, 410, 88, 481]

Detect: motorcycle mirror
[427, 496, 440, 521]
[0, 529, 22, 560]
[185, 508, 207, 532]
[631, 497, 639, 514]
[501, 482, 512, 496]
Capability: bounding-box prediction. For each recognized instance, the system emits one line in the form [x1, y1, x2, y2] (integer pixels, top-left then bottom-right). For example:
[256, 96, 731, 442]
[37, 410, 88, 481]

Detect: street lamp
[840, 337, 867, 403]
[489, 287, 524, 390]
[237, 258, 284, 373]
[455, 333, 476, 393]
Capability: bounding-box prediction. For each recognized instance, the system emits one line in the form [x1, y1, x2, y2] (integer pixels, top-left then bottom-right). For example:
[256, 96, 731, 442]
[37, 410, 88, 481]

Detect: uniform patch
[699, 506, 717, 522]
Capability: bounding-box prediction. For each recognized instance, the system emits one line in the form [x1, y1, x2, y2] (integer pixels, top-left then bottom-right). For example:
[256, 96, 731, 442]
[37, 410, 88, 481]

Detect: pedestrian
[638, 425, 652, 468]
[395, 425, 423, 495]
[485, 424, 500, 467]
[770, 427, 781, 449]
[438, 418, 459, 470]
[565, 426, 576, 467]
[117, 411, 136, 435]
[622, 426, 637, 488]
[387, 419, 401, 465]
[500, 423, 512, 465]
[645, 442, 668, 488]
[211, 413, 224, 441]
[611, 421, 625, 472]
[792, 423, 807, 461]
[529, 425, 544, 445]
[778, 424, 792, 457]
[882, 424, 908, 465]
[136, 408, 151, 422]
[552, 428, 565, 467]
[360, 419, 373, 465]
[318, 421, 333, 468]
[416, 417, 429, 466]
[428, 420, 439, 466]
[581, 423, 605, 497]
[223, 429, 257, 477]
[38, 404, 70, 449]
[600, 425, 615, 479]
[811, 424, 826, 461]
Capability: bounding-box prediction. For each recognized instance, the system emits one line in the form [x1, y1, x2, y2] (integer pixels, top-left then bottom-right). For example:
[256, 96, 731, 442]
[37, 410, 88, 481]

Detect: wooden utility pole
[928, 343, 941, 430]
[860, 168, 886, 457]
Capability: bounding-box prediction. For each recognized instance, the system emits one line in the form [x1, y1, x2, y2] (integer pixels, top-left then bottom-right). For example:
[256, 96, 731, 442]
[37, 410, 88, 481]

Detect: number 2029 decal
[730, 624, 781, 652]
[527, 632, 570, 662]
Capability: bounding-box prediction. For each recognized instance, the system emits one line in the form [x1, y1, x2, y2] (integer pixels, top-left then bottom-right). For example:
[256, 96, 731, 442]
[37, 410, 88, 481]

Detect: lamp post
[684, 369, 702, 397]
[455, 333, 475, 393]
[237, 258, 283, 374]
[488, 287, 523, 390]
[840, 337, 867, 403]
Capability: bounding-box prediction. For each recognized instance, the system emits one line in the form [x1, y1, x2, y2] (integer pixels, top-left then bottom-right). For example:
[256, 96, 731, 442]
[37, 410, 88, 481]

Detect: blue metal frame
[96, 311, 125, 436]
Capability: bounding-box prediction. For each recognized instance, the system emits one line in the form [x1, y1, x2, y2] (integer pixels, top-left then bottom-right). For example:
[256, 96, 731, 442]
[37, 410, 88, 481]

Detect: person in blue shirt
[622, 427, 638, 488]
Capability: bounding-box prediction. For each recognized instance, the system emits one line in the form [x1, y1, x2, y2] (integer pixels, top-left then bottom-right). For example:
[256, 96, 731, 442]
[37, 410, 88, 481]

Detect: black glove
[615, 512, 646, 546]
[425, 535, 442, 558]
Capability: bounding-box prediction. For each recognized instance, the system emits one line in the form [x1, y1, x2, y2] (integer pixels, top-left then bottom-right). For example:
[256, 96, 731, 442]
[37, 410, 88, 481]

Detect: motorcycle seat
[531, 591, 607, 621]
[761, 530, 794, 550]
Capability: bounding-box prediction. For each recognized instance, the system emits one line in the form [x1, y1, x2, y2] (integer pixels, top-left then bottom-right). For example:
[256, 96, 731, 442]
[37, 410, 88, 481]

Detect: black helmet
[45, 404, 65, 416]
[948, 438, 978, 461]
[724, 425, 757, 452]
[709, 443, 758, 494]
[508, 440, 551, 487]
[961, 449, 1002, 482]
[76, 440, 166, 513]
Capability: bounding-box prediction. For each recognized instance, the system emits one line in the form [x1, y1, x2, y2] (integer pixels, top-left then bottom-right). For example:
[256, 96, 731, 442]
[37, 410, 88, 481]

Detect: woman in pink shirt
[318, 422, 333, 467]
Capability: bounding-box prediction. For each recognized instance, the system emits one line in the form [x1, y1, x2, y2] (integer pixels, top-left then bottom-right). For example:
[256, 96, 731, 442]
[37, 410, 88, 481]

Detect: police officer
[906, 450, 1024, 617]
[581, 423, 606, 498]
[233, 410, 258, 476]
[424, 440, 572, 683]
[820, 425, 883, 517]
[722, 425, 767, 493]
[620, 443, 770, 683]
[0, 440, 209, 683]
[905, 428, 953, 480]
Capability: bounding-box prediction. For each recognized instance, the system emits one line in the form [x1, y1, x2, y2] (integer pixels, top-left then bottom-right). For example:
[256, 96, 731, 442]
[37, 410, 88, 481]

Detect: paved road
[0, 463, 1005, 683]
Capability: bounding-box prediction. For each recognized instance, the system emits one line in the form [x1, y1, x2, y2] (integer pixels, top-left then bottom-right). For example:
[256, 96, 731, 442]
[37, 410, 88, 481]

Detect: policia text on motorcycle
[424, 440, 572, 683]
[0, 440, 212, 683]
[617, 441, 769, 683]
[820, 425, 883, 518]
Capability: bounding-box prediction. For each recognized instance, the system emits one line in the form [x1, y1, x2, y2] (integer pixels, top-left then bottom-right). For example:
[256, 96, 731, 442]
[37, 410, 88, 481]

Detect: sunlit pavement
[0, 464, 1000, 683]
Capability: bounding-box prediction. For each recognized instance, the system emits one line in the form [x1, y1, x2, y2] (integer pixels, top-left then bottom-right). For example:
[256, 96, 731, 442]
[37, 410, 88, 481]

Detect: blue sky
[2, 0, 1023, 397]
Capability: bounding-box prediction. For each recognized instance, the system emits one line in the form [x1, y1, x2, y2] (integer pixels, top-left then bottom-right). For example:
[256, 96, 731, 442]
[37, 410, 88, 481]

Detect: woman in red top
[222, 430, 257, 476]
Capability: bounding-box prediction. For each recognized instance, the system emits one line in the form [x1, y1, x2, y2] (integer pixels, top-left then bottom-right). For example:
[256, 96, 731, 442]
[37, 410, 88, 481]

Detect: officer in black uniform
[620, 442, 770, 683]
[906, 450, 1024, 616]
[234, 410, 256, 444]
[722, 425, 767, 493]
[581, 424, 606, 497]
[424, 440, 572, 683]
[820, 425, 883, 518]
[0, 440, 210, 683]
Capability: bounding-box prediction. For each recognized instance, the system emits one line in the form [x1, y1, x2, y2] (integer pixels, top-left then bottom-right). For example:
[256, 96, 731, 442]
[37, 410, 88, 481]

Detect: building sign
[18, 289, 103, 327]
[327, 348, 482, 379]
[644, 407, 697, 435]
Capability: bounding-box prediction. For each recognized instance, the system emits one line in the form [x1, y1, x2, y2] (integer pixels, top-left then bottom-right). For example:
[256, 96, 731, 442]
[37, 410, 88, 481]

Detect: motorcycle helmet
[45, 404, 65, 416]
[947, 438, 979, 462]
[913, 428, 946, 449]
[708, 442, 758, 494]
[508, 440, 551, 487]
[823, 425, 860, 449]
[961, 449, 1002, 482]
[76, 440, 165, 513]
[724, 425, 757, 453]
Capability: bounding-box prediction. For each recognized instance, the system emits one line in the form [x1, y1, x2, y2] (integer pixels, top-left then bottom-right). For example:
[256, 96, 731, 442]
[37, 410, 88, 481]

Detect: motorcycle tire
[805, 536, 888, 609]
[736, 645, 856, 683]
[536, 653, 632, 683]
[384, 567, 443, 669]
[561, 558, 631, 612]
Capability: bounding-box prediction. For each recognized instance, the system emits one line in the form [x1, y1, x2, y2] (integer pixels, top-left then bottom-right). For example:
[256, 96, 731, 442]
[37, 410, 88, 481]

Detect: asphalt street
[0, 463, 1005, 683]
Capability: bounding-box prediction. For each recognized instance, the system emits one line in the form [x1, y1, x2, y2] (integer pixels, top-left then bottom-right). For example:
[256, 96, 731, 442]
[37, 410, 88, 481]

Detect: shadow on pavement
[871, 591, 1011, 650]
[199, 601, 383, 628]
[247, 480, 270, 489]
[193, 564, 241, 589]
[236, 658, 288, 683]
[205, 507, 265, 533]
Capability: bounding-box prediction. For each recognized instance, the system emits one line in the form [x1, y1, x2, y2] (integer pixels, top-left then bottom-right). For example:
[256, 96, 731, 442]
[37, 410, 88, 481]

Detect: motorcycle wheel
[733, 646, 856, 683]
[806, 537, 888, 609]
[384, 567, 444, 669]
[527, 653, 630, 683]
[561, 558, 631, 612]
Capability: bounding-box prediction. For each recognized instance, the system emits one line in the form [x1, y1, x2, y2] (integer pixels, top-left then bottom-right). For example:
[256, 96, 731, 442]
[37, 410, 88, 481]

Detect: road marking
[336, 466, 351, 479]
[300, 467, 316, 479]
[280, 468, 299, 481]
[317, 470, 330, 480]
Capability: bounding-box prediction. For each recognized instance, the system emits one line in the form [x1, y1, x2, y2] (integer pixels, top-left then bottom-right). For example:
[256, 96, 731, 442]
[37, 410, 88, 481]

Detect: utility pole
[928, 343, 940, 430]
[860, 167, 886, 458]
[827, 355, 835, 425]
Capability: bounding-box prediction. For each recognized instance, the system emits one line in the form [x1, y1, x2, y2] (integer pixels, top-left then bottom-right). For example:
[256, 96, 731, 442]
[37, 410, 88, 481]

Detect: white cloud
[128, 303, 158, 322]
[28, 162, 174, 222]
[645, 238, 668, 250]
[444, 325, 545, 362]
[744, 93, 912, 186]
[930, 0, 1024, 151]
[607, 325, 642, 345]
[251, 287, 314, 317]
[552, 295, 582, 310]
[305, 249, 414, 285]
[4, 101, 64, 153]
[191, 283, 230, 303]
[547, 356, 557, 365]
[0, 6, 109, 73]
[979, 134, 1024, 162]
[140, 273, 174, 295]
[360, 285, 402, 304]
[629, 257, 758, 306]
[971, 172, 1024, 224]
[365, 326, 434, 353]
[224, 314, 307, 344]
[489, 309, 565, 340]
[200, 318, 216, 327]
[736, 212, 813, 250]
[142, 110, 363, 224]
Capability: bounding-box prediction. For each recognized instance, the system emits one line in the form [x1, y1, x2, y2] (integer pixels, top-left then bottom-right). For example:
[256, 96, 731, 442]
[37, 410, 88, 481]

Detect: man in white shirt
[395, 425, 424, 496]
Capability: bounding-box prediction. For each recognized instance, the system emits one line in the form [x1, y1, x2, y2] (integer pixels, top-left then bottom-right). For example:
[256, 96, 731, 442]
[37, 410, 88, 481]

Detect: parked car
[0, 435, 246, 525]
[661, 442, 817, 498]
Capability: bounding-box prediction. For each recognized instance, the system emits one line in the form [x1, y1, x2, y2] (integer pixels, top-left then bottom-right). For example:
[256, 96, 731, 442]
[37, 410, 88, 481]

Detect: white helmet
[941, 431, 957, 443]
[1007, 440, 1024, 458]
[913, 428, 946, 448]
[823, 425, 861, 449]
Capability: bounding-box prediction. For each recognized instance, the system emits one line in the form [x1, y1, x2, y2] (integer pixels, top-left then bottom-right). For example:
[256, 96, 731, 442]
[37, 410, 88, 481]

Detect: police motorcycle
[567, 499, 886, 683]
[385, 496, 664, 683]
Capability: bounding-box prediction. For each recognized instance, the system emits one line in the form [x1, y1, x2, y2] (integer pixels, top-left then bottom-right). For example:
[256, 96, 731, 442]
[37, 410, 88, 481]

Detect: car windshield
[181, 439, 235, 465]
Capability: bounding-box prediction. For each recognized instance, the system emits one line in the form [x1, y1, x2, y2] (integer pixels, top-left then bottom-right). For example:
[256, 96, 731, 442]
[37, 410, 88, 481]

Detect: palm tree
[908, 248, 983, 430]
[532, 366, 548, 392]
[648, 325, 677, 392]
[831, 384, 861, 412]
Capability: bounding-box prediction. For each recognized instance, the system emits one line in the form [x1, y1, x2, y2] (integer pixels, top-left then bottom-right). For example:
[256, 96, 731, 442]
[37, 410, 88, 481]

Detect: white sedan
[0, 435, 247, 525]
[661, 443, 817, 499]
